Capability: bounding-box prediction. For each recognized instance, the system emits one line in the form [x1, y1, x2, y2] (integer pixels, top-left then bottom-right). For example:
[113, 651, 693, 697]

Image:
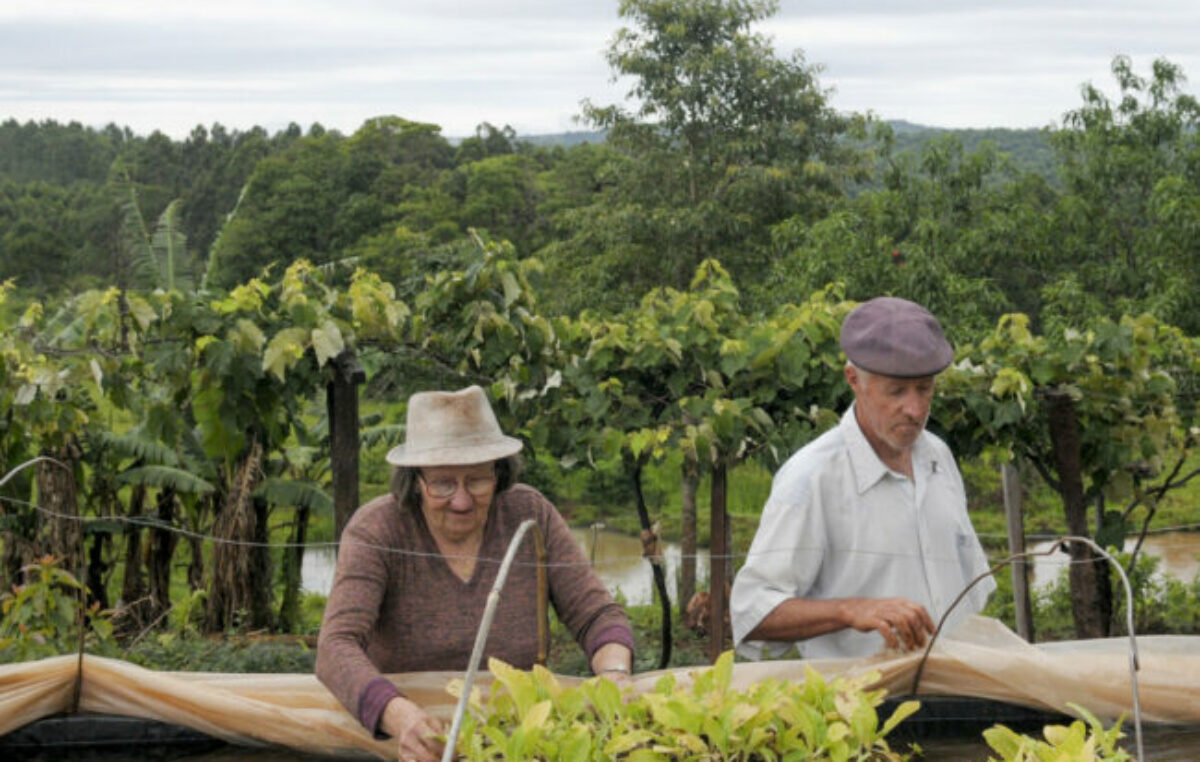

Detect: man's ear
[844, 363, 858, 391]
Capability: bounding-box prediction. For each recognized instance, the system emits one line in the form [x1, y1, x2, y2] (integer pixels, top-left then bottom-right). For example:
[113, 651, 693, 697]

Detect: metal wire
[9, 492, 1200, 573]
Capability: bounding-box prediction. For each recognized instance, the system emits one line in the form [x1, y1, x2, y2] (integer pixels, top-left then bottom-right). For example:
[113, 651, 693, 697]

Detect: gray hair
[845, 360, 877, 388]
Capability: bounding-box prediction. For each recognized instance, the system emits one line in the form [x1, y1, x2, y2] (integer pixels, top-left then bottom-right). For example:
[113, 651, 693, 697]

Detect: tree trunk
[328, 352, 364, 542]
[249, 495, 273, 630]
[631, 459, 672, 669]
[39, 445, 82, 576]
[679, 459, 698, 617]
[86, 530, 110, 611]
[118, 484, 150, 635]
[206, 440, 263, 632]
[1, 456, 40, 589]
[708, 463, 729, 663]
[187, 495, 214, 592]
[147, 487, 179, 625]
[187, 534, 205, 592]
[277, 505, 310, 632]
[1045, 391, 1110, 638]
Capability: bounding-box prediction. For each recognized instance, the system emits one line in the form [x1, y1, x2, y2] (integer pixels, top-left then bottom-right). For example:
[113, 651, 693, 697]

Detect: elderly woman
[317, 385, 634, 762]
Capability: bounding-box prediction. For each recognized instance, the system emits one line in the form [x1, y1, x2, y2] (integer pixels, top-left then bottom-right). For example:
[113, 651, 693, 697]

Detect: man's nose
[902, 391, 929, 419]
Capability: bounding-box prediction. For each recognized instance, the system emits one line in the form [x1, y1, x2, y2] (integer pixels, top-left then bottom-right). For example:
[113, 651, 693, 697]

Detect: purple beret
[839, 297, 953, 378]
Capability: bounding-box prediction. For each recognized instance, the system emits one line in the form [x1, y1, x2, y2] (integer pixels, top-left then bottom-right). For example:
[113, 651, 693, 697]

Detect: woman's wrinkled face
[417, 462, 497, 544]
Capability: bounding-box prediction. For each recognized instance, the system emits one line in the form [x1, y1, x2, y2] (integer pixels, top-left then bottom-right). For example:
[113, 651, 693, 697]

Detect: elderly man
[731, 296, 994, 659]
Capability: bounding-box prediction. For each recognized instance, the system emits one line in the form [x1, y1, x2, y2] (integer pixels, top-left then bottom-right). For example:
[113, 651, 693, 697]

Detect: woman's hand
[590, 642, 634, 685]
[381, 696, 445, 762]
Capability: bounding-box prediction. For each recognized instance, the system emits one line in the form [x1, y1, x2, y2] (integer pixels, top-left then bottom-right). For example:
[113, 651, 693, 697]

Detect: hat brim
[385, 436, 523, 467]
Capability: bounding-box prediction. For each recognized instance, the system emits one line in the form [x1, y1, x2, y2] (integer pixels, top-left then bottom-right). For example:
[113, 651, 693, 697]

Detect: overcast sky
[3, 0, 1198, 140]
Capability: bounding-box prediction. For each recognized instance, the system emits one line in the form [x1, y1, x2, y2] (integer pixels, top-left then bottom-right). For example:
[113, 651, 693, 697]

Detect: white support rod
[0, 456, 67, 489]
[1058, 534, 1143, 762]
[911, 534, 1143, 762]
[441, 518, 540, 762]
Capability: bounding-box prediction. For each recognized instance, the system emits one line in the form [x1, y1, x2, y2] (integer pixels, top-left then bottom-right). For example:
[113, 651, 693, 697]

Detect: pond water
[1028, 531, 1200, 591]
[303, 527, 1200, 605]
[301, 527, 709, 607]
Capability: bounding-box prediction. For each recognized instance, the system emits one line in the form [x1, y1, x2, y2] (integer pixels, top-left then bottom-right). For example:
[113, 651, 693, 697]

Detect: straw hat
[385, 385, 523, 467]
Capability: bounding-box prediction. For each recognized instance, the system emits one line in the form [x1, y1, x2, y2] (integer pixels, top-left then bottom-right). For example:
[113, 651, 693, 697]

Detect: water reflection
[303, 529, 1200, 604]
[301, 528, 707, 607]
[570, 526, 710, 606]
[1029, 531, 1200, 591]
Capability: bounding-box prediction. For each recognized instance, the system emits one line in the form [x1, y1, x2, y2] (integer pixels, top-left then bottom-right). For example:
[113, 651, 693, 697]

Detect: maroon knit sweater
[315, 484, 633, 734]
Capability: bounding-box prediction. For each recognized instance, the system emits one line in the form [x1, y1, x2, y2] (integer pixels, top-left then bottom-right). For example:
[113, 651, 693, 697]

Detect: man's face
[846, 366, 935, 456]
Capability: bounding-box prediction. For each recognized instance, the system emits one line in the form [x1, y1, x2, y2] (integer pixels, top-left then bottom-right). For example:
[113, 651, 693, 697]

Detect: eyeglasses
[418, 473, 497, 499]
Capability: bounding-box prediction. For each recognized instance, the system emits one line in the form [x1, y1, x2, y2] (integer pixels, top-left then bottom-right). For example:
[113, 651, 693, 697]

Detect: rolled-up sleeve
[731, 480, 825, 657]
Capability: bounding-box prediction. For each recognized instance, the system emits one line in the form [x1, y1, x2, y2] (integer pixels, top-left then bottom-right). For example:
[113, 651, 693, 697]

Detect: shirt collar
[840, 404, 936, 493]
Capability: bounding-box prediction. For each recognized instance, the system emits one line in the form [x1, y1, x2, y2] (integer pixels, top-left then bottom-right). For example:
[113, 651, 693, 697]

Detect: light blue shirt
[731, 404, 996, 659]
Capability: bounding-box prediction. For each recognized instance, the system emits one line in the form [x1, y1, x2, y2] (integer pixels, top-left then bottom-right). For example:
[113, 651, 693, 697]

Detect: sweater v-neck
[416, 506, 492, 586]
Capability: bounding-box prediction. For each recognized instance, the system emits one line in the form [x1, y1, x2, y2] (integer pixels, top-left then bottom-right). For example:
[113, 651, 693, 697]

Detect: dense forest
[0, 116, 1058, 308]
[1, 0, 1198, 656]
[2, 49, 1195, 336]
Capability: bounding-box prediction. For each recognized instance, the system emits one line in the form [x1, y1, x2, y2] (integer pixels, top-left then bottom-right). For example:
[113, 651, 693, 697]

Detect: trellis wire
[10, 493, 1200, 572]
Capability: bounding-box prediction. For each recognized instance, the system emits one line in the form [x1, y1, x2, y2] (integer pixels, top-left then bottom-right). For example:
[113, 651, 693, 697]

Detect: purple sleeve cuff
[586, 623, 635, 662]
[359, 677, 403, 739]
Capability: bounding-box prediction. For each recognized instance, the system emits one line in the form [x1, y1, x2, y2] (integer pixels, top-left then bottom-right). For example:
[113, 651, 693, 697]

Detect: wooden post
[327, 352, 366, 543]
[1002, 461, 1035, 642]
[708, 463, 729, 663]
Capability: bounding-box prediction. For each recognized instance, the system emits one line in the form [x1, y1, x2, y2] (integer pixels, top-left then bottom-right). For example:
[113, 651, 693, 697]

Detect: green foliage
[454, 652, 916, 760]
[115, 465, 215, 494]
[763, 134, 1034, 338]
[883, 121, 1058, 182]
[544, 0, 865, 313]
[983, 704, 1130, 761]
[939, 312, 1197, 498]
[1049, 56, 1200, 334]
[254, 477, 332, 512]
[0, 556, 116, 662]
[4, 46, 1200, 653]
[126, 635, 316, 673]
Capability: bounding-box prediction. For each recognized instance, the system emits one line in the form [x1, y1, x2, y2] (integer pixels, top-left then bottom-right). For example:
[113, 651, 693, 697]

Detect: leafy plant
[984, 704, 1130, 761]
[0, 555, 115, 662]
[451, 651, 917, 760]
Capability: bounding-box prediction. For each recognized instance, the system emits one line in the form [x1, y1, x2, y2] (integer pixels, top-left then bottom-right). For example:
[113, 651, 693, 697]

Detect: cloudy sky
[2, 0, 1198, 140]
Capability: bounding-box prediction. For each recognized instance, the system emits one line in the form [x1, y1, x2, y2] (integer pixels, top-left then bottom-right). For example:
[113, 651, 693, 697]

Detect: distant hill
[884, 120, 1057, 179]
[514, 130, 607, 148]
[510, 122, 1056, 179]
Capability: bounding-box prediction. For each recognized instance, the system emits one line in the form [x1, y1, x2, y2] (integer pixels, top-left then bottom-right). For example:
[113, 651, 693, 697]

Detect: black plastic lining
[0, 713, 225, 756]
[881, 695, 1072, 739]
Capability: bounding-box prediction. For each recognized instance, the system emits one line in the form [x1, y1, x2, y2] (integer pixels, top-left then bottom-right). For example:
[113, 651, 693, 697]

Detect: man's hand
[842, 597, 935, 651]
[380, 696, 444, 762]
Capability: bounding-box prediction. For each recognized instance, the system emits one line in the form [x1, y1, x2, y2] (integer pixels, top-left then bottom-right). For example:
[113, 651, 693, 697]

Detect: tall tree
[1047, 56, 1200, 333]
[540, 0, 866, 314]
